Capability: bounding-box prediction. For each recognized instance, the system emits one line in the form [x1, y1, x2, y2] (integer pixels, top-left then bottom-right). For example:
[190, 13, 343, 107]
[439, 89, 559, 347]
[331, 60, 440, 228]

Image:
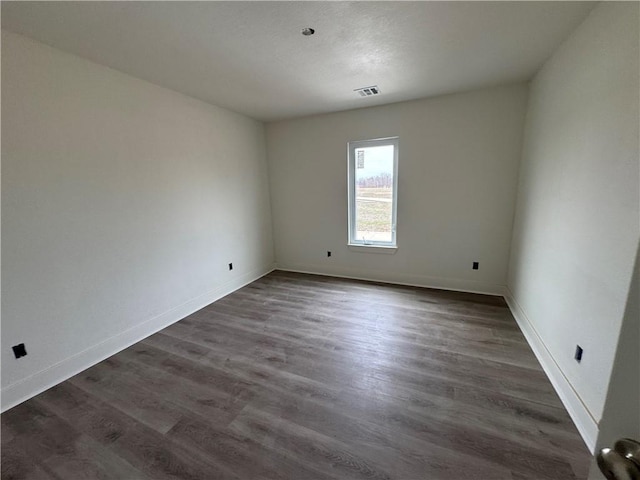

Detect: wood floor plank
[1, 401, 80, 463]
[166, 417, 338, 480]
[34, 383, 240, 480]
[33, 383, 137, 447]
[1, 440, 59, 480]
[68, 358, 185, 435]
[41, 433, 151, 480]
[113, 348, 255, 426]
[161, 308, 561, 407]
[1, 271, 591, 479]
[237, 389, 516, 479]
[229, 405, 395, 480]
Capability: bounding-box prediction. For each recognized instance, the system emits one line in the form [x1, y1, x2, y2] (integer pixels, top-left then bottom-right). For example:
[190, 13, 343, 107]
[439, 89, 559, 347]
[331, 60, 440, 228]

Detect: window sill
[348, 244, 398, 254]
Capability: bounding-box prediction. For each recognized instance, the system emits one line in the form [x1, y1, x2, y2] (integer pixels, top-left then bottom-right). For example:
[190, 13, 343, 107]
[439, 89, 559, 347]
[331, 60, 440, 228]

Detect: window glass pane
[354, 144, 394, 243]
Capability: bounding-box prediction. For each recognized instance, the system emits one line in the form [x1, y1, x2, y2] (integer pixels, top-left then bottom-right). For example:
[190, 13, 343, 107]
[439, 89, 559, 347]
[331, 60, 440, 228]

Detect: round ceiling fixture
[301, 27, 315, 36]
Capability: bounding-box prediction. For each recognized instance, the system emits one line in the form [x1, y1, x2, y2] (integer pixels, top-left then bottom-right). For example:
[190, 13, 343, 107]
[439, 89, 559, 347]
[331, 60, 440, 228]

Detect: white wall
[1, 31, 275, 410]
[266, 84, 528, 294]
[507, 2, 639, 451]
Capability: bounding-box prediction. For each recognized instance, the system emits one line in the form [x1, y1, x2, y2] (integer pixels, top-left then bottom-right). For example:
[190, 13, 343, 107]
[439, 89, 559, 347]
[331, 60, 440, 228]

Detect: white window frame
[347, 137, 399, 248]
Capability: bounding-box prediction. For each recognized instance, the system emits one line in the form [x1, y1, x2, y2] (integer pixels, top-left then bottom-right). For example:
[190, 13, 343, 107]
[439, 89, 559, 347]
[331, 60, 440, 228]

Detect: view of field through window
[354, 145, 394, 243]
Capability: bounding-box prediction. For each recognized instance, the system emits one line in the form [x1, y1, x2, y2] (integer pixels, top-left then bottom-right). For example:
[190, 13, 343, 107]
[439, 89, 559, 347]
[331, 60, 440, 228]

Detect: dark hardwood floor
[1, 271, 591, 479]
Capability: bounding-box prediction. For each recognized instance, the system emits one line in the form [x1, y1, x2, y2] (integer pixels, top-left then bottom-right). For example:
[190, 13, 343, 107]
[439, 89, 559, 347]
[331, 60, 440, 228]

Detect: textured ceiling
[2, 1, 596, 121]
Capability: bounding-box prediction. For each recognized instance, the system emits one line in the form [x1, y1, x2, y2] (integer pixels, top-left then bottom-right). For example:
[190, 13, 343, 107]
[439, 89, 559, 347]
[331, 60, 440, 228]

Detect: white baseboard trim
[504, 288, 599, 453]
[275, 263, 506, 296]
[1, 263, 276, 413]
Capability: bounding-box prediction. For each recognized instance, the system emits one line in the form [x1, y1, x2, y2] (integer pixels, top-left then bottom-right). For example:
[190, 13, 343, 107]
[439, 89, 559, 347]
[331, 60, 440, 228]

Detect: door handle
[597, 438, 640, 480]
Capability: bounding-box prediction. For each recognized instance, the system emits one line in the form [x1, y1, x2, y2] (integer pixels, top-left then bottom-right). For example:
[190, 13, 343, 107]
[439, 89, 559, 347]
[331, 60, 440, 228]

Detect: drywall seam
[504, 288, 599, 452]
[0, 263, 276, 412]
[276, 264, 507, 297]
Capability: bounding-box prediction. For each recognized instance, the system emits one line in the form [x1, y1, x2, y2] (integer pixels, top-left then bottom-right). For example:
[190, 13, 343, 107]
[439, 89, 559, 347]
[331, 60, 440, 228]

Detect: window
[348, 137, 398, 247]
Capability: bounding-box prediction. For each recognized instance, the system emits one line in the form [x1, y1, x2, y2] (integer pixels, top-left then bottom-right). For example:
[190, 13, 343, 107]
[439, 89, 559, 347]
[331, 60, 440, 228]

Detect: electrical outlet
[228, 263, 233, 271]
[574, 345, 583, 363]
[472, 262, 479, 270]
[12, 343, 27, 359]
[327, 251, 332, 257]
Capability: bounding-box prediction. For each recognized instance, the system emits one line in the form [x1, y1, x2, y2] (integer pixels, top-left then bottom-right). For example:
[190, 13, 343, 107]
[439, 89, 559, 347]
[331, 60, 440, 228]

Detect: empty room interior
[1, 1, 639, 479]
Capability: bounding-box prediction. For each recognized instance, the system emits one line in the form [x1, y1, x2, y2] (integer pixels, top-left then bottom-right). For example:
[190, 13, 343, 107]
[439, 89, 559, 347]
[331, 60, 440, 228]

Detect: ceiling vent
[354, 86, 380, 97]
